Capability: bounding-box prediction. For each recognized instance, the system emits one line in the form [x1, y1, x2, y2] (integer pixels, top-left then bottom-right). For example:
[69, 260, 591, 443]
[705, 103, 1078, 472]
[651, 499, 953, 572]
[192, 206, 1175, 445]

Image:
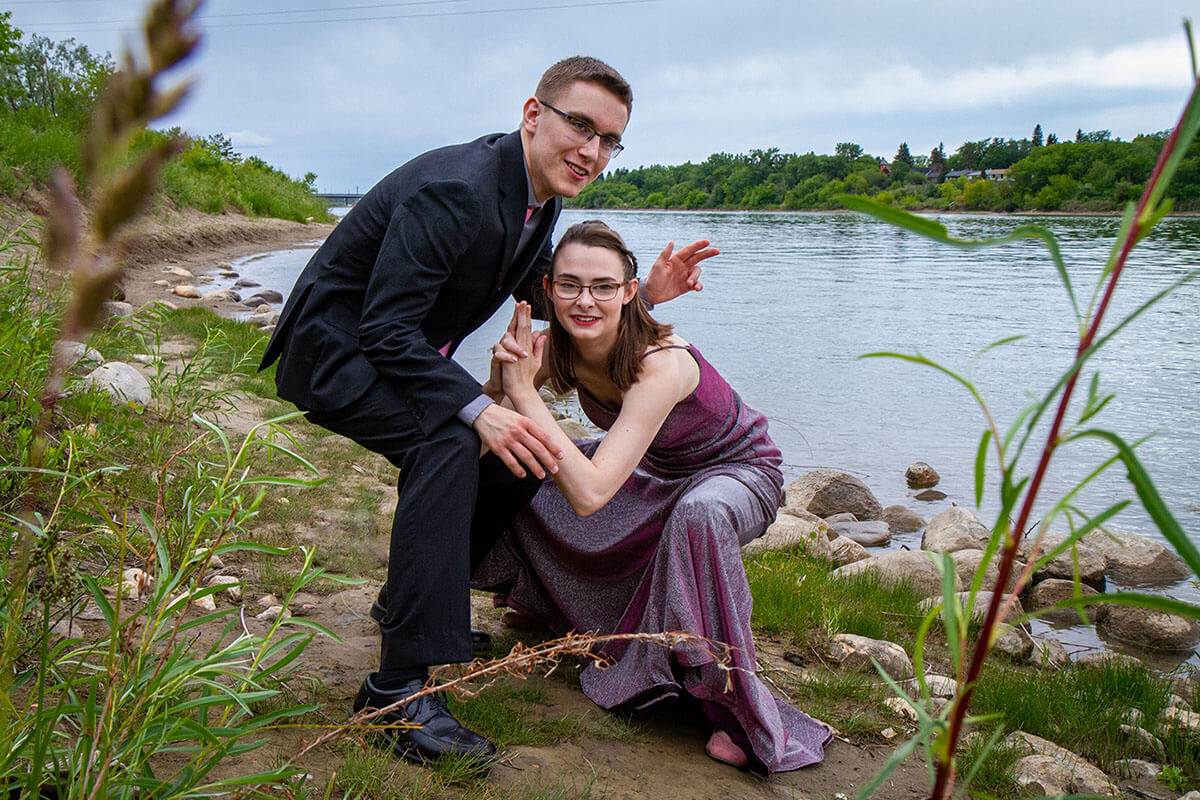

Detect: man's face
[522, 81, 629, 203]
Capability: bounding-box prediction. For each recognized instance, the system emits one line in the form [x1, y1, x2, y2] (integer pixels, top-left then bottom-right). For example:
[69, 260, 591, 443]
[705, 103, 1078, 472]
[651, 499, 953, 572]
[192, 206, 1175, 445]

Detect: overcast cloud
[12, 0, 1199, 192]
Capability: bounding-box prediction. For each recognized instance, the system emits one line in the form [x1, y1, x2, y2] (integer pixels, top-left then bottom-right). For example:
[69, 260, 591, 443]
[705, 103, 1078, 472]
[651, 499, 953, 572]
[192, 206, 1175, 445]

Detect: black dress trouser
[306, 377, 542, 671]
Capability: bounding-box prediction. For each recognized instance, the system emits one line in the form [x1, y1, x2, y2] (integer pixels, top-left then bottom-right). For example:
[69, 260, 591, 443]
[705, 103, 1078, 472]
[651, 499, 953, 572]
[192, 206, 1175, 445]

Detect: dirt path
[116, 209, 934, 800]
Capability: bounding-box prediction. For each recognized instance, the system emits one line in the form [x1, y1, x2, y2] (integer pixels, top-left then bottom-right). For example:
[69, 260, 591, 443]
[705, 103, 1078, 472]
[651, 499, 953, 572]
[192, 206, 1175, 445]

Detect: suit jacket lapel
[498, 132, 528, 275]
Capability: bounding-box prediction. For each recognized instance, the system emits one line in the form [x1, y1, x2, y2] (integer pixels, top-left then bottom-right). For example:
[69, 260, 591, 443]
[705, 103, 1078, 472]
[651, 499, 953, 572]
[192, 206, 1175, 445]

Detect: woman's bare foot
[705, 730, 749, 768]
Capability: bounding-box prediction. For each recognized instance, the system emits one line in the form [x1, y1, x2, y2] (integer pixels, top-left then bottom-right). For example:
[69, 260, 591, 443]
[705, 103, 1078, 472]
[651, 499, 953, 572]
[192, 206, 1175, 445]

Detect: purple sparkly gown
[472, 345, 830, 772]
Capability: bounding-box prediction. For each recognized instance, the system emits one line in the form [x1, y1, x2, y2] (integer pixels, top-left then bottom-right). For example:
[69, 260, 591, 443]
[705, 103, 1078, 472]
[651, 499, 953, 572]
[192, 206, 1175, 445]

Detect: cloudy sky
[13, 0, 1199, 192]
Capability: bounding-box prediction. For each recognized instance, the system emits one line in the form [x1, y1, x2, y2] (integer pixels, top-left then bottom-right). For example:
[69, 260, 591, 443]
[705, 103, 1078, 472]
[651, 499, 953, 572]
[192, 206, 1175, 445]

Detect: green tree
[835, 141, 863, 161]
[894, 141, 913, 165]
[1047, 132, 1058, 145]
[1032, 124, 1043, 147]
[929, 142, 947, 182]
[1, 32, 112, 124]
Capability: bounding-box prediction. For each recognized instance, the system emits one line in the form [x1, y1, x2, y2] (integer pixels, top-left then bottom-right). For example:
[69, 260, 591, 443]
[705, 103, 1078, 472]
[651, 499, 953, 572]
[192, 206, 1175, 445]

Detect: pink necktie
[525, 207, 534, 223]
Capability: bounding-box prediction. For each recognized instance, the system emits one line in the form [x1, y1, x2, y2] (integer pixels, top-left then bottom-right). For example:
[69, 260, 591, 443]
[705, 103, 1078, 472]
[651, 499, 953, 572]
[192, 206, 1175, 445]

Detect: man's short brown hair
[535, 56, 632, 114]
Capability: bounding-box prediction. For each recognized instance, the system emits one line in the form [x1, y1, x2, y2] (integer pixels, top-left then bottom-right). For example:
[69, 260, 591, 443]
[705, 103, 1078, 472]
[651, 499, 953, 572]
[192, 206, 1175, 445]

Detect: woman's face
[546, 242, 637, 348]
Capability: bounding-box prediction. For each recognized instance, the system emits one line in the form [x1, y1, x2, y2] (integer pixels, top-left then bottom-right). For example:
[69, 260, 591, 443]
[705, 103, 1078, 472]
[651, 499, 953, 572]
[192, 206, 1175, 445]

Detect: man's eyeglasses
[550, 279, 625, 301]
[538, 99, 624, 158]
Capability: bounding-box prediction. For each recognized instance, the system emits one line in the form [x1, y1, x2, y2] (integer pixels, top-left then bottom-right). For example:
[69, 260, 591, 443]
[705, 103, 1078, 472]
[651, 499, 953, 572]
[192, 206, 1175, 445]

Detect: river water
[218, 209, 1200, 658]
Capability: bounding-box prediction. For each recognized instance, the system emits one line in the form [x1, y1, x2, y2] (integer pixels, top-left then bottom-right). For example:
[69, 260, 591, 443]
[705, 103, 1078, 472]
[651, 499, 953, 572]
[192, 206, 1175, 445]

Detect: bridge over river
[316, 192, 364, 206]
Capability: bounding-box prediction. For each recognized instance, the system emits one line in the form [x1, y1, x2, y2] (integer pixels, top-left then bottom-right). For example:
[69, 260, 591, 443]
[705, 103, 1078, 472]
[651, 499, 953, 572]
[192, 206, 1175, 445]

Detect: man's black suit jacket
[261, 131, 561, 437]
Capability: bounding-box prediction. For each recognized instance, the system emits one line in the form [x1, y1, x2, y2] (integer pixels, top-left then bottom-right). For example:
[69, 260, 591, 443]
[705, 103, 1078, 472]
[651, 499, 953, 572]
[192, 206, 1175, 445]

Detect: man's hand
[473, 403, 562, 480]
[643, 239, 719, 305]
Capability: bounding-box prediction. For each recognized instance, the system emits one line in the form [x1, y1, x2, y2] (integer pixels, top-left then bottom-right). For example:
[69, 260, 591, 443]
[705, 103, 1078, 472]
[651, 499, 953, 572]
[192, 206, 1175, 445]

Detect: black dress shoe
[368, 585, 493, 651]
[352, 674, 497, 765]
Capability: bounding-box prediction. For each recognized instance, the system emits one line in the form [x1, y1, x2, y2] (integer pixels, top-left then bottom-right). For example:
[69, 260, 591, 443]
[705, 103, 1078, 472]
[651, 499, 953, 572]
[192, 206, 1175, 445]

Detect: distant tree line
[571, 125, 1200, 213]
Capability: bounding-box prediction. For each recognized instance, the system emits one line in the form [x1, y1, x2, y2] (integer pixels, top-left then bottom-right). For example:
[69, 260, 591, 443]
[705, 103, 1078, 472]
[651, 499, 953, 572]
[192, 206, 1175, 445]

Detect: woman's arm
[501, 305, 695, 517]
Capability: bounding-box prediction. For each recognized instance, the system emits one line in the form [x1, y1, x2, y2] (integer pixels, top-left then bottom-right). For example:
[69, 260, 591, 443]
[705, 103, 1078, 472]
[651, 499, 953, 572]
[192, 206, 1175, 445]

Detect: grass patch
[450, 684, 643, 748]
[970, 659, 1188, 774]
[745, 549, 925, 646]
[958, 731, 1029, 800]
[778, 669, 892, 739]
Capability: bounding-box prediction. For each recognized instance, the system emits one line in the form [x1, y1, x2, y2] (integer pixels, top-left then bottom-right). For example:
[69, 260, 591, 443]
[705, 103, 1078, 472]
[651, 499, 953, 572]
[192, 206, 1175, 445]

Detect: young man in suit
[261, 56, 712, 765]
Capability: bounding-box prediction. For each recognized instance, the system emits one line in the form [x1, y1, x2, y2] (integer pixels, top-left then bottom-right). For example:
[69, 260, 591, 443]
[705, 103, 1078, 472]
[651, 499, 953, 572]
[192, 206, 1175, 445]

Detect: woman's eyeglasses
[550, 279, 624, 301]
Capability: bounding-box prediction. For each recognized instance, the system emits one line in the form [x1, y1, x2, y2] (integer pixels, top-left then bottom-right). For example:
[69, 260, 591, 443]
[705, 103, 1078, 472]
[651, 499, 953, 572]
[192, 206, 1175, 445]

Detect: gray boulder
[828, 633, 913, 680]
[921, 507, 992, 553]
[783, 469, 882, 520]
[832, 550, 958, 598]
[100, 300, 134, 323]
[1028, 578, 1104, 624]
[80, 362, 151, 407]
[234, 278, 261, 288]
[949, 548, 1024, 593]
[1076, 651, 1144, 670]
[247, 310, 280, 328]
[743, 513, 832, 560]
[905, 461, 940, 489]
[202, 288, 241, 303]
[244, 290, 284, 306]
[57, 340, 103, 373]
[881, 504, 925, 533]
[1018, 533, 1107, 591]
[1030, 637, 1070, 669]
[779, 507, 832, 539]
[914, 489, 947, 501]
[1097, 604, 1200, 652]
[829, 536, 870, 566]
[1080, 529, 1188, 585]
[828, 519, 890, 547]
[1007, 732, 1118, 797]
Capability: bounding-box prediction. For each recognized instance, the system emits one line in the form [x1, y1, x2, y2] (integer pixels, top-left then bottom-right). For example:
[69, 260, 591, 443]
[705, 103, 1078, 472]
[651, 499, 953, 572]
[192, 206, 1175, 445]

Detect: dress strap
[642, 344, 692, 359]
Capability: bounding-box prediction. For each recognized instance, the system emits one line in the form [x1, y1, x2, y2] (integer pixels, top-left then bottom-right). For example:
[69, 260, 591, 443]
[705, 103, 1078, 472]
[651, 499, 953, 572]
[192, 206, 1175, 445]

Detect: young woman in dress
[473, 220, 830, 773]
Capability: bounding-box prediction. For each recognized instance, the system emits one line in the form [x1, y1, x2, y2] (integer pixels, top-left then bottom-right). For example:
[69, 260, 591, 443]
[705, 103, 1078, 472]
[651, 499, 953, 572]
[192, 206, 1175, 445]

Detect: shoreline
[120, 208, 335, 311]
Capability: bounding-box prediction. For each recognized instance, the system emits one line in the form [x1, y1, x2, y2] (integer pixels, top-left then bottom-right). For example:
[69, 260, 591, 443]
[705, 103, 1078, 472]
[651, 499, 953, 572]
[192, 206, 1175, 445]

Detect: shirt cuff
[457, 394, 494, 426]
[638, 281, 654, 310]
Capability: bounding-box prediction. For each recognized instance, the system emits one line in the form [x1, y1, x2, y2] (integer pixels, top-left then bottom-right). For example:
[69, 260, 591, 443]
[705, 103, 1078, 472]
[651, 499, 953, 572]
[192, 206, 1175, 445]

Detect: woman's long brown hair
[546, 220, 673, 393]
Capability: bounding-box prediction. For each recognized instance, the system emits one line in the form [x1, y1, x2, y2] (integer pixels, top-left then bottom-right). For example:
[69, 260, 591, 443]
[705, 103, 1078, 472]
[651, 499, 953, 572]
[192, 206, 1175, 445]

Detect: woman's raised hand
[496, 302, 543, 397]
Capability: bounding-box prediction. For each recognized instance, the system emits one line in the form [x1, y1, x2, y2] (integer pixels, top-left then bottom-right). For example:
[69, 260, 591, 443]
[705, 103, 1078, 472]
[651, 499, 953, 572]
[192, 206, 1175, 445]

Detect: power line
[25, 0, 470, 27]
[23, 0, 659, 32]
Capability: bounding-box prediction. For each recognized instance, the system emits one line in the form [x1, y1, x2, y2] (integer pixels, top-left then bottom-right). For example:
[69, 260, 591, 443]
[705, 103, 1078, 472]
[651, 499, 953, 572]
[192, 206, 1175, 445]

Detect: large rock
[778, 507, 830, 536]
[905, 461, 940, 489]
[56, 340, 103, 373]
[919, 590, 1025, 624]
[828, 519, 890, 547]
[1018, 534, 1106, 591]
[1097, 604, 1200, 652]
[828, 633, 913, 680]
[921, 507, 992, 554]
[829, 536, 870, 566]
[949, 548, 1024, 593]
[832, 550, 959, 598]
[80, 362, 151, 407]
[881, 504, 925, 533]
[247, 310, 280, 328]
[782, 469, 882, 520]
[743, 513, 832, 560]
[243, 290, 284, 306]
[1028, 578, 1104, 624]
[1006, 732, 1118, 797]
[1080, 529, 1189, 586]
[202, 288, 241, 303]
[100, 300, 134, 323]
[1030, 637, 1070, 669]
[172, 284, 202, 298]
